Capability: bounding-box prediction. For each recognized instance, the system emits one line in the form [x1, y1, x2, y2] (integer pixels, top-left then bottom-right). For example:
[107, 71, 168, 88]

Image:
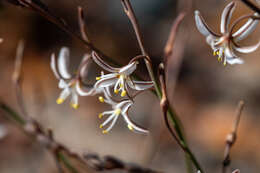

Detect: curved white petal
[122, 113, 149, 134]
[220, 2, 235, 34]
[75, 81, 95, 96]
[70, 92, 78, 105]
[94, 76, 118, 88]
[58, 79, 68, 89]
[225, 48, 244, 65]
[50, 53, 60, 79]
[92, 51, 119, 73]
[58, 47, 71, 79]
[233, 41, 260, 53]
[233, 14, 259, 41]
[128, 80, 154, 91]
[194, 11, 218, 37]
[115, 100, 133, 113]
[119, 62, 137, 75]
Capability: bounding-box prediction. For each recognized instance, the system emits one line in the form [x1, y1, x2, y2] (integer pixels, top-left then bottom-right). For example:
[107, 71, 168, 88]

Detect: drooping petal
[94, 75, 118, 88]
[116, 100, 133, 114]
[50, 53, 60, 79]
[119, 62, 137, 75]
[92, 51, 119, 73]
[233, 14, 259, 41]
[58, 47, 72, 79]
[194, 11, 219, 37]
[128, 80, 154, 91]
[58, 79, 68, 89]
[225, 47, 244, 65]
[122, 113, 149, 134]
[233, 41, 260, 53]
[220, 2, 235, 34]
[75, 81, 95, 96]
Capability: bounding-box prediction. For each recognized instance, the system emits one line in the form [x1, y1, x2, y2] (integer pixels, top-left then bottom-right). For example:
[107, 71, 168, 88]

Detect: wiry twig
[222, 101, 245, 173]
[240, 0, 260, 14]
[78, 6, 90, 43]
[6, 0, 118, 64]
[164, 12, 186, 64]
[158, 64, 203, 173]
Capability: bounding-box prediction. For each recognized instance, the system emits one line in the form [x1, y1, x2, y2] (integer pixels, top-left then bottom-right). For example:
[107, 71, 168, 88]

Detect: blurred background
[0, 0, 260, 172]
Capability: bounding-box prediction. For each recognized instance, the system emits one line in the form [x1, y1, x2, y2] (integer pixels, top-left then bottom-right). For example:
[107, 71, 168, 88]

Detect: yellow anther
[121, 90, 127, 97]
[223, 62, 227, 66]
[128, 124, 133, 131]
[96, 77, 101, 80]
[99, 124, 103, 129]
[71, 103, 79, 109]
[98, 113, 103, 119]
[213, 51, 216, 56]
[114, 89, 119, 94]
[119, 83, 123, 88]
[102, 130, 108, 134]
[115, 108, 121, 115]
[56, 98, 64, 104]
[218, 57, 222, 62]
[98, 96, 104, 103]
[216, 51, 219, 55]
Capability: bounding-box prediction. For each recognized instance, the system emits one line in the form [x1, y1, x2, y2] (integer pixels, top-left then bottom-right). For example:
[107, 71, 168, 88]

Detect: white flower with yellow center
[51, 47, 93, 109]
[195, 2, 260, 66]
[98, 99, 148, 134]
[92, 51, 154, 97]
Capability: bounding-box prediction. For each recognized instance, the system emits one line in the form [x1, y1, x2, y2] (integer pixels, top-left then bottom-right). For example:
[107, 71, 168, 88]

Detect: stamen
[96, 76, 101, 80]
[98, 96, 105, 103]
[102, 130, 108, 134]
[223, 61, 227, 66]
[98, 113, 103, 119]
[71, 103, 79, 109]
[128, 124, 133, 131]
[121, 90, 127, 97]
[115, 108, 121, 115]
[119, 83, 124, 88]
[218, 57, 222, 62]
[99, 124, 103, 128]
[56, 98, 64, 104]
[114, 89, 119, 94]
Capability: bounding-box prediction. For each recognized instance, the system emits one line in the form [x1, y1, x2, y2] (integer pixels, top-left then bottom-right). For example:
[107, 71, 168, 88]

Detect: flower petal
[119, 62, 137, 75]
[220, 2, 235, 34]
[122, 113, 149, 134]
[94, 76, 118, 88]
[92, 51, 119, 72]
[116, 100, 133, 114]
[128, 80, 154, 91]
[233, 41, 260, 53]
[58, 88, 71, 101]
[58, 47, 72, 79]
[50, 53, 60, 79]
[75, 81, 95, 96]
[225, 47, 244, 65]
[58, 79, 68, 89]
[194, 11, 219, 37]
[233, 14, 259, 41]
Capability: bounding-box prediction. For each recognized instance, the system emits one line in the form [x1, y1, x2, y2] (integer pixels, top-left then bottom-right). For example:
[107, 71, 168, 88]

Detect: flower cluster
[51, 47, 154, 134]
[195, 1, 260, 66]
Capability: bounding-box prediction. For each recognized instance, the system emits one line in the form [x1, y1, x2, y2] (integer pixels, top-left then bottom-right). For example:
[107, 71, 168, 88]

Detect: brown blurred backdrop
[0, 0, 260, 172]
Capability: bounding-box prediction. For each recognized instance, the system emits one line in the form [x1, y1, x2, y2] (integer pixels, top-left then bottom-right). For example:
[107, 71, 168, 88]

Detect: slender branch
[158, 64, 203, 173]
[222, 101, 245, 173]
[77, 6, 90, 43]
[240, 0, 260, 14]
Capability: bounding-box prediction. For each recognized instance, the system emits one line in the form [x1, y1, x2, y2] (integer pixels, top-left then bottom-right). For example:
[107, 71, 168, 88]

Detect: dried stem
[158, 64, 203, 173]
[77, 6, 90, 43]
[222, 101, 245, 173]
[240, 0, 260, 14]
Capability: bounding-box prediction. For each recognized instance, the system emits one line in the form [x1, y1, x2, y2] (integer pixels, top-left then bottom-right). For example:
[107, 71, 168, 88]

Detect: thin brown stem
[222, 101, 245, 173]
[78, 6, 90, 43]
[240, 0, 260, 14]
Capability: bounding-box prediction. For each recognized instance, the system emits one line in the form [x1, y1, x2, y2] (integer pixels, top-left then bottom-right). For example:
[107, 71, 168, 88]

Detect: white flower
[92, 51, 154, 97]
[51, 47, 93, 109]
[98, 99, 149, 134]
[195, 2, 260, 66]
